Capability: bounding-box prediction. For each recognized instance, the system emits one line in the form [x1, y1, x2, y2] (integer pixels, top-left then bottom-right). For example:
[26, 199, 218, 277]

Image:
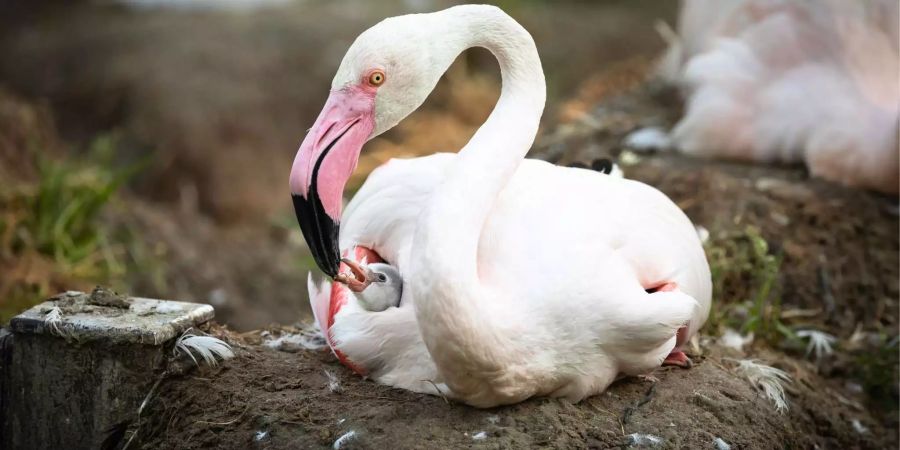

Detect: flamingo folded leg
[662, 347, 692, 369]
[651, 281, 694, 369]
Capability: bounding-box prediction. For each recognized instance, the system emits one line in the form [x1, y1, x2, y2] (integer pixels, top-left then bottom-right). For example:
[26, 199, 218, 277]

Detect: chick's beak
[335, 257, 374, 292]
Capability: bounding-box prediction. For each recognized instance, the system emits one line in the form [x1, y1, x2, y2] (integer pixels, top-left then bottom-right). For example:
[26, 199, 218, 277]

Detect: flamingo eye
[368, 70, 386, 87]
[376, 273, 387, 282]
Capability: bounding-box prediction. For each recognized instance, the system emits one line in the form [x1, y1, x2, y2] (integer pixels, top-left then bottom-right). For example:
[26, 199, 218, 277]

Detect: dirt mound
[134, 326, 891, 449]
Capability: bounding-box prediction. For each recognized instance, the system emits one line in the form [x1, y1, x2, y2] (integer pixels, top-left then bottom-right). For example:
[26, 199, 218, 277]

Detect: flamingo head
[289, 9, 465, 276]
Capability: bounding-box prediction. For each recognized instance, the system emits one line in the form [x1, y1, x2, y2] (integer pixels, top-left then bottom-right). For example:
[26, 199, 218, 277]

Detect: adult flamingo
[660, 0, 899, 194]
[291, 5, 712, 407]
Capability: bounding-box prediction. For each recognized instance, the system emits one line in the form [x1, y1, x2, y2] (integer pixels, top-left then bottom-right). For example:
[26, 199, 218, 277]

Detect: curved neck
[411, 6, 545, 395]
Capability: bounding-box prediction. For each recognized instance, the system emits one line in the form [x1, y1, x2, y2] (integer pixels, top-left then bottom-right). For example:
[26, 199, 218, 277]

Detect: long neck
[411, 6, 545, 399]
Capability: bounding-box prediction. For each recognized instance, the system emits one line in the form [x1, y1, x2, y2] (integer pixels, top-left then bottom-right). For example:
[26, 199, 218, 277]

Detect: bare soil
[132, 325, 891, 449]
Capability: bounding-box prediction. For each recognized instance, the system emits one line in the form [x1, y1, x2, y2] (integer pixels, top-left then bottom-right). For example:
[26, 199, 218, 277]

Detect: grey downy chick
[336, 258, 403, 312]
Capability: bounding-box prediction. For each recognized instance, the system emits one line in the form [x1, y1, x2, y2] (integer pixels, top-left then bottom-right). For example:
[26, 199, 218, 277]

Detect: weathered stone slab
[0, 288, 215, 450]
[8, 289, 214, 345]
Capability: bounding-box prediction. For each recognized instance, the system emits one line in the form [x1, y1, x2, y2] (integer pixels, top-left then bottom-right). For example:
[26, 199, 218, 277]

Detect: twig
[192, 406, 250, 427]
[621, 384, 656, 426]
[817, 264, 836, 322]
[422, 379, 449, 404]
[121, 372, 167, 450]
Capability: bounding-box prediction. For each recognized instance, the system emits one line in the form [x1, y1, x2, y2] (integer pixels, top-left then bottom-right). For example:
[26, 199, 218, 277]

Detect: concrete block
[0, 288, 215, 450]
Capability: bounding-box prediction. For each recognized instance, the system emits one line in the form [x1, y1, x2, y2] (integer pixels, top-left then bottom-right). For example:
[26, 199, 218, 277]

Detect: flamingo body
[311, 154, 710, 400]
[296, 5, 713, 406]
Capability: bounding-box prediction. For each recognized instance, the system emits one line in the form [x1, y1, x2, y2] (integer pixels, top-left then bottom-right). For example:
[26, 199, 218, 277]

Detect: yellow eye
[368, 70, 386, 86]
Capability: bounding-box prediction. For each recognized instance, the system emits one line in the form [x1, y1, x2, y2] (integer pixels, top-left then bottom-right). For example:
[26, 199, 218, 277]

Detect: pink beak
[290, 86, 376, 277]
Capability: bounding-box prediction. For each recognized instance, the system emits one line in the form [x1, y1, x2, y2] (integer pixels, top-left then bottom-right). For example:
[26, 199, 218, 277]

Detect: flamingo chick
[336, 257, 403, 312]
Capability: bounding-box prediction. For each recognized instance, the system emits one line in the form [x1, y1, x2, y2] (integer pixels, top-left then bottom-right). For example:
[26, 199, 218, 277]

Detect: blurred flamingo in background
[293, 5, 712, 407]
[660, 0, 899, 194]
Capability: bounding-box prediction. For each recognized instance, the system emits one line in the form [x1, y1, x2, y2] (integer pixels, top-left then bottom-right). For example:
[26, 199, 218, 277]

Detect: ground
[133, 325, 891, 449]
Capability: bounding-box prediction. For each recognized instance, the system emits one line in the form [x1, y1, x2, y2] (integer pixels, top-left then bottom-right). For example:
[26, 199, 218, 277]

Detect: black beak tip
[292, 193, 341, 278]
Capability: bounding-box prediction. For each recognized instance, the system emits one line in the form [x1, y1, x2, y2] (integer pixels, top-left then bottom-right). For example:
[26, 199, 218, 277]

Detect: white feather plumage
[173, 329, 234, 367]
[796, 329, 837, 360]
[718, 328, 754, 352]
[332, 430, 357, 449]
[627, 433, 664, 447]
[43, 307, 64, 336]
[263, 326, 327, 352]
[324, 369, 342, 393]
[731, 359, 792, 413]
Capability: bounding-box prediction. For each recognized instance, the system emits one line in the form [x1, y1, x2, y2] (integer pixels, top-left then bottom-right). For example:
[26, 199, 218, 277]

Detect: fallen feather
[851, 419, 869, 435]
[325, 369, 342, 393]
[471, 431, 487, 440]
[43, 307, 64, 336]
[730, 359, 792, 413]
[796, 329, 836, 360]
[623, 127, 671, 152]
[173, 329, 235, 367]
[264, 329, 327, 352]
[713, 437, 731, 450]
[333, 430, 357, 449]
[718, 328, 754, 352]
[626, 433, 664, 447]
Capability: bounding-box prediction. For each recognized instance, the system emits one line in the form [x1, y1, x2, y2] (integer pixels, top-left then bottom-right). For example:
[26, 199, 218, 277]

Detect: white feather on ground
[730, 359, 792, 413]
[263, 325, 327, 352]
[324, 369, 342, 393]
[660, 0, 899, 194]
[713, 437, 732, 450]
[626, 433, 664, 447]
[173, 329, 235, 367]
[852, 419, 870, 435]
[332, 430, 357, 449]
[718, 328, 754, 352]
[796, 329, 837, 360]
[43, 307, 64, 336]
[623, 126, 672, 153]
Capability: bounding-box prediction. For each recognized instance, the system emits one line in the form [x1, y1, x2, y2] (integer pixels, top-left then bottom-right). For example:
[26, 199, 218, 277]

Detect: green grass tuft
[0, 135, 150, 323]
[704, 226, 792, 346]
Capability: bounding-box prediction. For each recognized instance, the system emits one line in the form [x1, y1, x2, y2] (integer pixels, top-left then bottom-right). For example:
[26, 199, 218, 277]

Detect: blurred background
[0, 0, 677, 329]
